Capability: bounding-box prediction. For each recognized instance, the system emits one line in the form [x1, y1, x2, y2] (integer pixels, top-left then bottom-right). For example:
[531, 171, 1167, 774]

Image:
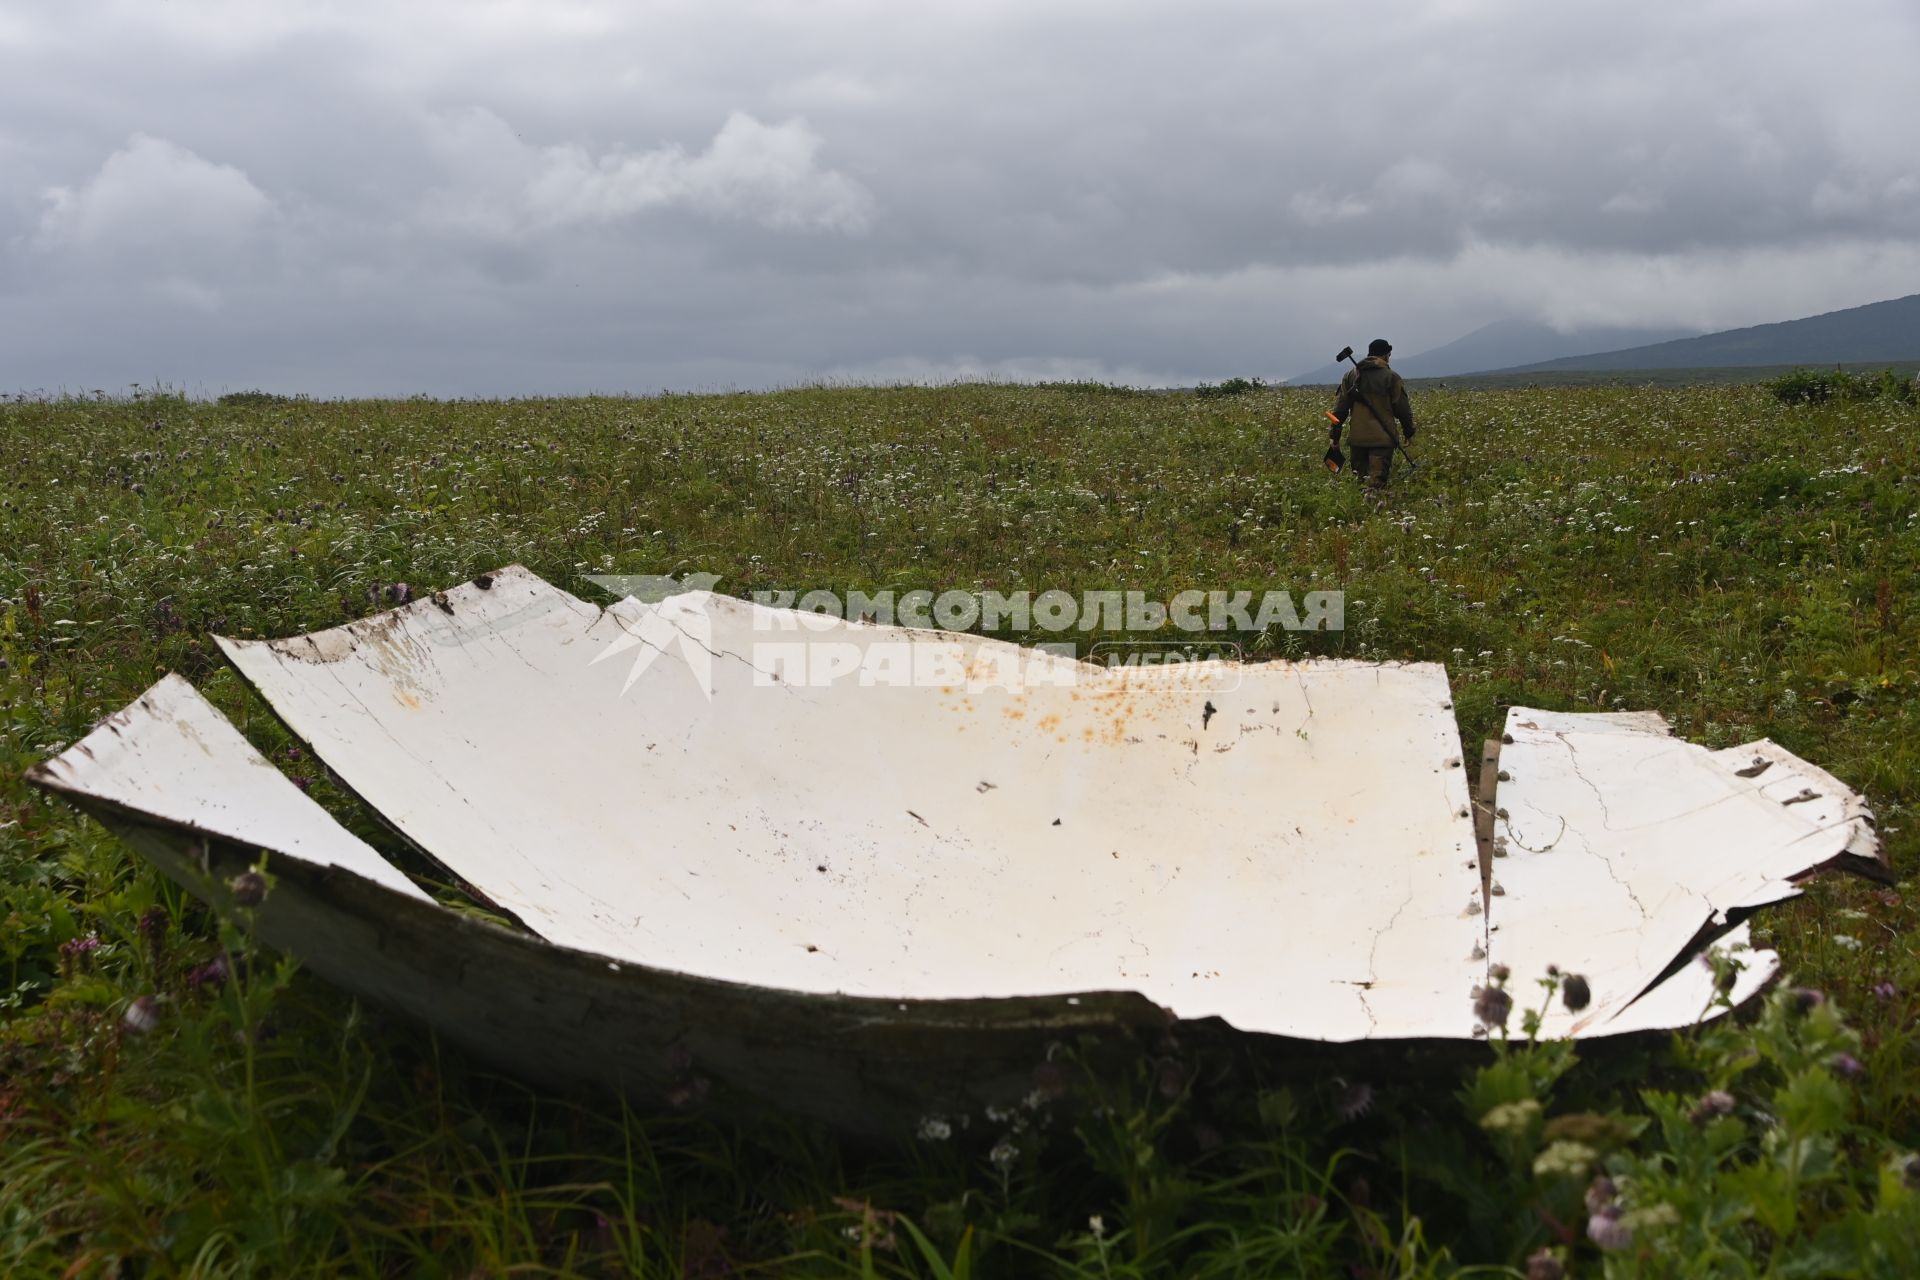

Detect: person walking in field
[1328, 338, 1416, 496]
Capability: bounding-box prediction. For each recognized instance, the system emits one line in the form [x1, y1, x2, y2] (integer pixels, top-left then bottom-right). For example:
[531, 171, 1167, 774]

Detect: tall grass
[2, 382, 1917, 1274]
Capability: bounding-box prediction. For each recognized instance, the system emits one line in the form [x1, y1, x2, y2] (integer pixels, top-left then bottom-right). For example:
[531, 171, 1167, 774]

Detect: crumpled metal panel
[215, 566, 1485, 1041]
[1489, 708, 1879, 1038]
[25, 566, 1885, 1130]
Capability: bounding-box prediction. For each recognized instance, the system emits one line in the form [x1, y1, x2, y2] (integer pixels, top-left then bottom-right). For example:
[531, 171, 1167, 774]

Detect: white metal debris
[1489, 707, 1877, 1037]
[30, 566, 1882, 1063]
[29, 673, 427, 902]
[216, 567, 1485, 1041]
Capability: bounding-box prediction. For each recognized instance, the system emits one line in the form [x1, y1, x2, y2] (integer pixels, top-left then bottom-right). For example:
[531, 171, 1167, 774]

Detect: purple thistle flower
[1584, 1174, 1617, 1216]
[228, 870, 267, 908]
[1830, 1053, 1866, 1080]
[1789, 987, 1826, 1013]
[1472, 984, 1512, 1029]
[122, 995, 162, 1035]
[136, 906, 168, 965]
[1562, 973, 1592, 1013]
[1586, 1205, 1633, 1251]
[1690, 1090, 1736, 1124]
[187, 956, 228, 991]
[1525, 1249, 1565, 1280]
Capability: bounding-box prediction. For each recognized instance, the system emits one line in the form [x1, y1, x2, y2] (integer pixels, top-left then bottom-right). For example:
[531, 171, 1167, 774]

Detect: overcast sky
[4, 0, 1918, 395]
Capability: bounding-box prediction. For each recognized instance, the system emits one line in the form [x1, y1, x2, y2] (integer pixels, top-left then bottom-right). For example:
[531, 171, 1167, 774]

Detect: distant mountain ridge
[1490, 292, 1920, 374]
[1290, 292, 1920, 384]
[1290, 319, 1696, 385]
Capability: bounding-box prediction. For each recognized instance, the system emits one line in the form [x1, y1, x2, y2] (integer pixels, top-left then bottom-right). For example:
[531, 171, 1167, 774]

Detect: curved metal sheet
[216, 567, 1485, 1041]
[25, 566, 1885, 1131]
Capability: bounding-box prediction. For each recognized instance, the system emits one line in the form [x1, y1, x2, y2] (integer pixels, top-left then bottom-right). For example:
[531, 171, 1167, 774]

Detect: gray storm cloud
[1, 0, 1916, 395]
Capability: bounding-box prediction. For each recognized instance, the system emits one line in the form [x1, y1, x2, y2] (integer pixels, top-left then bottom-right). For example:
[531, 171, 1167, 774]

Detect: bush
[1767, 368, 1918, 406]
[1194, 376, 1267, 399]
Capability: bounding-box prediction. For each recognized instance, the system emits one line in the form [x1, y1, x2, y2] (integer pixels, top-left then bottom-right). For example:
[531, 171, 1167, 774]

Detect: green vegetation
[1766, 368, 1919, 407]
[1192, 376, 1268, 399]
[2, 382, 1918, 1276]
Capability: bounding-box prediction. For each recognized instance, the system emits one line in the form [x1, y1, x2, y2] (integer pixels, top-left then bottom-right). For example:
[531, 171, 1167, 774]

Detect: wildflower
[1690, 1090, 1736, 1124]
[1587, 1205, 1633, 1251]
[1532, 1140, 1598, 1178]
[122, 995, 162, 1035]
[1155, 1058, 1190, 1099]
[1525, 1248, 1565, 1280]
[1584, 1174, 1618, 1216]
[1334, 1080, 1375, 1122]
[1479, 1099, 1541, 1136]
[1030, 1059, 1071, 1102]
[1830, 1052, 1866, 1080]
[1544, 1112, 1633, 1147]
[916, 1115, 953, 1142]
[187, 956, 228, 991]
[228, 870, 267, 908]
[1832, 934, 1864, 951]
[1088, 1214, 1106, 1239]
[136, 905, 168, 964]
[1872, 982, 1898, 1000]
[1789, 986, 1826, 1012]
[1621, 1203, 1680, 1234]
[1472, 983, 1512, 1029]
[1489, 962, 1511, 983]
[989, 1138, 1019, 1172]
[664, 1076, 710, 1108]
[1561, 973, 1592, 1012]
[58, 933, 100, 974]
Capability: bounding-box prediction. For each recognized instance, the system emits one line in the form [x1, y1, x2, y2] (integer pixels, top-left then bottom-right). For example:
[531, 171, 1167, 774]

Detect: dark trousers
[1351, 445, 1394, 486]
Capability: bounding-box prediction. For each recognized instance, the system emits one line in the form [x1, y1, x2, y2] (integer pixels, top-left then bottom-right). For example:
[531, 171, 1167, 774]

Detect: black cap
[1367, 338, 1392, 357]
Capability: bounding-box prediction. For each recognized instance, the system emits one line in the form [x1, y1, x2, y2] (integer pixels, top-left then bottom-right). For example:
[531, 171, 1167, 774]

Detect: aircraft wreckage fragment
[29, 566, 1884, 1136]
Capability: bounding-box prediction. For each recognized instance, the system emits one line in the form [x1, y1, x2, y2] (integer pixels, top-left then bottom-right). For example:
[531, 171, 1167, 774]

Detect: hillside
[1290, 318, 1695, 384]
[1498, 291, 1920, 374]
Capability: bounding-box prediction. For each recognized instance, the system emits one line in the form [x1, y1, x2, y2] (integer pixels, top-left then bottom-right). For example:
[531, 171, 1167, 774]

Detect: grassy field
[2, 382, 1918, 1276]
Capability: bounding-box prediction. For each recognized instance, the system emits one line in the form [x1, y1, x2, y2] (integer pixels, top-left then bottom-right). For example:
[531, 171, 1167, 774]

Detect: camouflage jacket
[1332, 357, 1414, 448]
